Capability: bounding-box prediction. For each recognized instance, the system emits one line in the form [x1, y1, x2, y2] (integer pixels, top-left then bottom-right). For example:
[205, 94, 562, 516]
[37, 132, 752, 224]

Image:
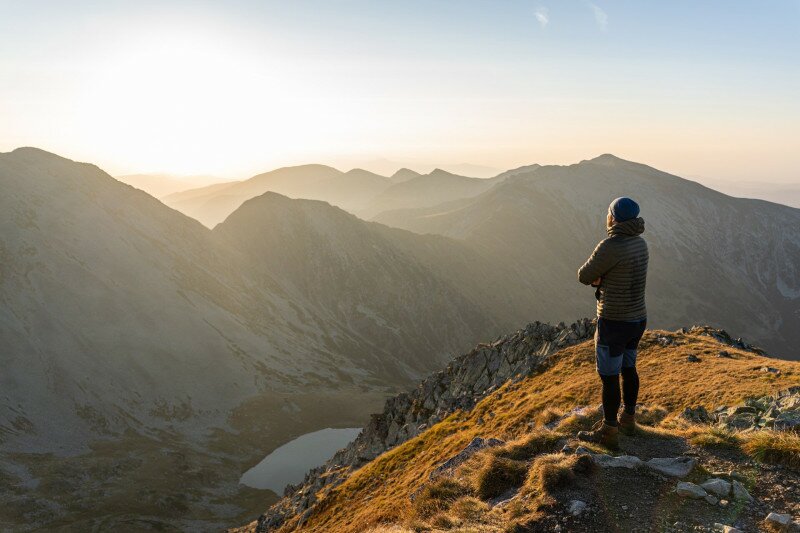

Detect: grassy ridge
[282, 330, 800, 532]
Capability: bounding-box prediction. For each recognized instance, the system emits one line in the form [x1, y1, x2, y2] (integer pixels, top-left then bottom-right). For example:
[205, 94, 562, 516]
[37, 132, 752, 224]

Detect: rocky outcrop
[682, 387, 800, 432]
[254, 318, 596, 531]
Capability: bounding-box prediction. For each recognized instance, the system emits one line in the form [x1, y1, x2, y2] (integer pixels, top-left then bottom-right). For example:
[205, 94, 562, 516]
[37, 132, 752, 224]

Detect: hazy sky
[1, 1, 798, 181]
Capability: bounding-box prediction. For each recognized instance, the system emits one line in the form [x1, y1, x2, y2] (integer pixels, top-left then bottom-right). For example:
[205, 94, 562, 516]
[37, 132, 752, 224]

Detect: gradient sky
[1, 1, 798, 181]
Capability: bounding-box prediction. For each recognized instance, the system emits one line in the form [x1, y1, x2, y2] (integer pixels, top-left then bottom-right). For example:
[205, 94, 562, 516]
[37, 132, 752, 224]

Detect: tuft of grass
[555, 413, 596, 434]
[472, 455, 528, 500]
[742, 430, 800, 469]
[635, 405, 669, 427]
[412, 478, 470, 518]
[687, 426, 741, 449]
[525, 453, 594, 497]
[494, 430, 563, 461]
[449, 496, 488, 522]
[534, 408, 563, 427]
[428, 512, 456, 529]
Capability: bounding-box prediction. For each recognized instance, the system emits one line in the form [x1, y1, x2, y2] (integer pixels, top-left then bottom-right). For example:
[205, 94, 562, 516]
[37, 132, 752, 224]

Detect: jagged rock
[568, 500, 588, 516]
[676, 481, 708, 499]
[732, 480, 753, 502]
[646, 457, 696, 477]
[429, 436, 505, 480]
[761, 366, 781, 374]
[574, 446, 591, 456]
[701, 478, 732, 497]
[764, 512, 792, 531]
[657, 335, 675, 346]
[681, 406, 711, 423]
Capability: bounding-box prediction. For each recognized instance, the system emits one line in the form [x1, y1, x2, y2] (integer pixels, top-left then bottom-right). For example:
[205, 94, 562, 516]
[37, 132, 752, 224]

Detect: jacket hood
[608, 217, 645, 237]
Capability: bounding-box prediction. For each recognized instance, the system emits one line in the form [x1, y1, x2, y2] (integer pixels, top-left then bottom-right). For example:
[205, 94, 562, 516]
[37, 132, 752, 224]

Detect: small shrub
[525, 453, 594, 496]
[688, 426, 741, 449]
[473, 455, 528, 500]
[495, 430, 562, 461]
[449, 496, 488, 522]
[636, 405, 669, 426]
[742, 430, 800, 469]
[413, 478, 470, 518]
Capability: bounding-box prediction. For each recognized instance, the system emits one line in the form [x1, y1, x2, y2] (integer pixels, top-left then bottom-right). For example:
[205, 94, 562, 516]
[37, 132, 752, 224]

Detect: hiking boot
[619, 411, 636, 435]
[577, 420, 619, 449]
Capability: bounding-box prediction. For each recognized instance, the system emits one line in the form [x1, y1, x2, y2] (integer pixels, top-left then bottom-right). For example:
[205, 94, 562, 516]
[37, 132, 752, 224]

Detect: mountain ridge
[235, 320, 800, 533]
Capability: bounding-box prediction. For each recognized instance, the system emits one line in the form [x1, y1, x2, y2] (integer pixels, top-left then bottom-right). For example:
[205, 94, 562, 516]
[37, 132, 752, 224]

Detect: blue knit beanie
[609, 197, 640, 222]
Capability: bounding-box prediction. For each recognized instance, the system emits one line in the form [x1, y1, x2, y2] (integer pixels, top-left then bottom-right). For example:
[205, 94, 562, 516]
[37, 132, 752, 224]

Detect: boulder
[646, 457, 696, 477]
[764, 512, 792, 532]
[676, 481, 707, 499]
[592, 454, 643, 469]
[732, 480, 753, 502]
[701, 478, 732, 497]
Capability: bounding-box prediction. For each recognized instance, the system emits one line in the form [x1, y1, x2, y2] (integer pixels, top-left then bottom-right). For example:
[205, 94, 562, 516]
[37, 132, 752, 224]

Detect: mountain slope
[237, 322, 800, 533]
[163, 165, 392, 227]
[358, 169, 499, 219]
[115, 173, 226, 198]
[0, 149, 512, 530]
[213, 192, 501, 377]
[0, 148, 294, 452]
[372, 155, 800, 358]
[163, 166, 503, 228]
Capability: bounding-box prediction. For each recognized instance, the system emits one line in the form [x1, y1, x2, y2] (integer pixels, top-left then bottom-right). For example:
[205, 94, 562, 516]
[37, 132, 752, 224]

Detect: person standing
[576, 197, 648, 448]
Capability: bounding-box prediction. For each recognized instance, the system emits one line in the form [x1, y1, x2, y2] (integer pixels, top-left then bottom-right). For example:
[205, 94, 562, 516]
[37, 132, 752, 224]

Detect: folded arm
[578, 239, 618, 285]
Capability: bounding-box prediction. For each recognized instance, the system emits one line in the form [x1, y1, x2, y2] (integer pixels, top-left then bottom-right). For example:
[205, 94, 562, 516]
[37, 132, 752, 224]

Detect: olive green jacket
[578, 217, 648, 321]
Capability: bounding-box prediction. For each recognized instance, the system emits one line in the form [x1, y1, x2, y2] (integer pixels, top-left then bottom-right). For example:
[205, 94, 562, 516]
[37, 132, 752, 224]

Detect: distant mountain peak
[7, 146, 68, 161]
[585, 153, 629, 166]
[390, 168, 421, 183]
[428, 168, 462, 178]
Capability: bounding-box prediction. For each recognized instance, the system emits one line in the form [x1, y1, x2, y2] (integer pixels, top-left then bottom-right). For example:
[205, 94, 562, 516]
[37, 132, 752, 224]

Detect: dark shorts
[595, 317, 647, 376]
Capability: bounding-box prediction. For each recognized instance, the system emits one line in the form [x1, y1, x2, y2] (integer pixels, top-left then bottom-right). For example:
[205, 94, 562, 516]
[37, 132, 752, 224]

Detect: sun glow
[74, 29, 342, 176]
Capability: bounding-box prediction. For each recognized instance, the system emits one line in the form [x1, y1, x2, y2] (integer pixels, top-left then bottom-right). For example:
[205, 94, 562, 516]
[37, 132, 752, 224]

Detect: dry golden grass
[741, 430, 800, 469]
[450, 496, 489, 522]
[494, 430, 564, 461]
[294, 330, 800, 532]
[524, 453, 594, 498]
[686, 425, 741, 448]
[412, 477, 470, 518]
[472, 455, 527, 500]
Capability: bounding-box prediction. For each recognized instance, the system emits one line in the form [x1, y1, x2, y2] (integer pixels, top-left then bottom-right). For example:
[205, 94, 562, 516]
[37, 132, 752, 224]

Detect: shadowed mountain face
[0, 148, 511, 530]
[372, 155, 800, 358]
[162, 165, 498, 227]
[212, 192, 500, 378]
[0, 149, 506, 455]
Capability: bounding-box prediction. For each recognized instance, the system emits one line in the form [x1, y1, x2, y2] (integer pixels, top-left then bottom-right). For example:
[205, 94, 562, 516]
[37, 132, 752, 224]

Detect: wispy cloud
[534, 6, 549, 28]
[589, 3, 608, 31]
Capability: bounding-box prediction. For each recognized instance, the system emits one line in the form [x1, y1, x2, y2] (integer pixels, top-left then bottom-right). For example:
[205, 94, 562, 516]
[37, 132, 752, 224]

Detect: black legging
[601, 367, 639, 425]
